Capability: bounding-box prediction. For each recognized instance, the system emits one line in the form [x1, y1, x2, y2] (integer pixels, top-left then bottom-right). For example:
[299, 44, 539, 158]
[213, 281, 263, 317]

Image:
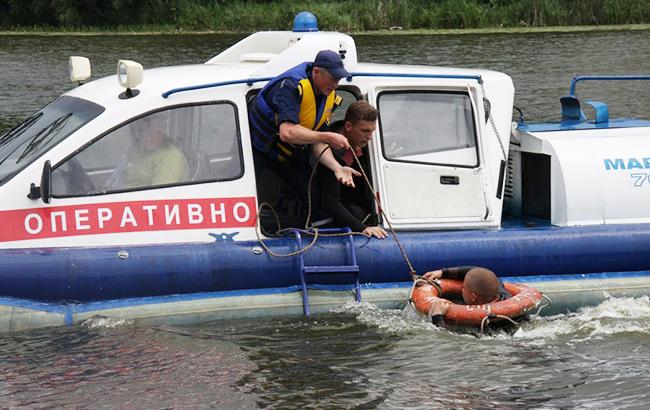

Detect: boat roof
[64, 29, 510, 109]
[66, 61, 509, 107]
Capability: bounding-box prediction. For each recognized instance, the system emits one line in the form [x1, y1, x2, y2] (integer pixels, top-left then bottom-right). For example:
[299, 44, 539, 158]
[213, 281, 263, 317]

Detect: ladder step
[304, 265, 359, 274]
[288, 228, 361, 316]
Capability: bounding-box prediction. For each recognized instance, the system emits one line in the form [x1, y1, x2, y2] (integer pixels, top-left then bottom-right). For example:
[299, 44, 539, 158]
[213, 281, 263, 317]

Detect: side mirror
[27, 160, 52, 203]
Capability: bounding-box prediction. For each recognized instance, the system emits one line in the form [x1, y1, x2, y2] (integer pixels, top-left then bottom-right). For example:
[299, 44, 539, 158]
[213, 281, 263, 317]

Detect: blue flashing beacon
[293, 11, 319, 32]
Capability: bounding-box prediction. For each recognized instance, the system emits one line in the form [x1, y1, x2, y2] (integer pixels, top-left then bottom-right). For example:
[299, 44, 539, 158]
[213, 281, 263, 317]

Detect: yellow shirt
[123, 144, 189, 188]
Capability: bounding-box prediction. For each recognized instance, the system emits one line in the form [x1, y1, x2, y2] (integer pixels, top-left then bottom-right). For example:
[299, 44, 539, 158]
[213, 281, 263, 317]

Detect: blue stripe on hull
[1, 222, 650, 301]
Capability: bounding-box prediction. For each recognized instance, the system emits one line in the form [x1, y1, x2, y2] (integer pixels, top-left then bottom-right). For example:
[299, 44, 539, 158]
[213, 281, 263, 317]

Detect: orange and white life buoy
[409, 278, 543, 327]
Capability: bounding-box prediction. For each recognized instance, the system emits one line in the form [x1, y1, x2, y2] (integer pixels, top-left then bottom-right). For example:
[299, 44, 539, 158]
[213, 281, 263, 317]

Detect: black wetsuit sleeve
[317, 163, 367, 232]
[498, 280, 512, 300]
[441, 266, 476, 280]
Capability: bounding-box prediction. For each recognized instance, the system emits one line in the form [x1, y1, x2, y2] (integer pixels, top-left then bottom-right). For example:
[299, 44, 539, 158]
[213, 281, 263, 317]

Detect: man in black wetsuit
[315, 101, 387, 239]
[422, 266, 512, 326]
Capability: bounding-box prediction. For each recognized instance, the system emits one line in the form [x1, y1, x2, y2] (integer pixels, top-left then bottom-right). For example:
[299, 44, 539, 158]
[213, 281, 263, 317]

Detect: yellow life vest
[297, 78, 342, 131]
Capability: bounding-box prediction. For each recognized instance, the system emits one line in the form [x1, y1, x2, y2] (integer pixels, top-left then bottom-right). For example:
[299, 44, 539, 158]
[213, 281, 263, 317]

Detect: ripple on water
[327, 296, 650, 408]
[0, 296, 649, 408]
[0, 322, 258, 409]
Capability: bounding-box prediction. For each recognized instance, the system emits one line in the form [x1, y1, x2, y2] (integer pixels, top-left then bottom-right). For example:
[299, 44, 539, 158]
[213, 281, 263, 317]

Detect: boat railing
[568, 75, 650, 97]
[162, 72, 483, 99]
[562, 75, 650, 122]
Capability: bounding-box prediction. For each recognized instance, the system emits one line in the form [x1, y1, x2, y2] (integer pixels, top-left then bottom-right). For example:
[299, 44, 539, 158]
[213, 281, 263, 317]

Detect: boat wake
[331, 301, 447, 334]
[80, 315, 135, 330]
[511, 295, 650, 342]
[333, 296, 650, 341]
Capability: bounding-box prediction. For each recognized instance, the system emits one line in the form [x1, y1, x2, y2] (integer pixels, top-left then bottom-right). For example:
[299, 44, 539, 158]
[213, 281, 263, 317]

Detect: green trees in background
[1, 0, 650, 31]
[0, 0, 185, 27]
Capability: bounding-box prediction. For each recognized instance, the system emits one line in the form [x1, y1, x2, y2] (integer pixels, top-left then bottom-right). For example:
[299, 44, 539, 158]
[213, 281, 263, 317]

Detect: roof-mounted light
[117, 59, 143, 99]
[293, 11, 318, 32]
[69, 56, 91, 84]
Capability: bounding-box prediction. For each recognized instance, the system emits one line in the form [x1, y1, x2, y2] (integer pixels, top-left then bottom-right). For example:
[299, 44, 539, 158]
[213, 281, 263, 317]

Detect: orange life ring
[409, 278, 543, 327]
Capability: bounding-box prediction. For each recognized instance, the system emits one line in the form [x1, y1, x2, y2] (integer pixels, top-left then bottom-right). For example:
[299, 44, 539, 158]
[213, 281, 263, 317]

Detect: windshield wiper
[17, 113, 73, 163]
[0, 112, 43, 148]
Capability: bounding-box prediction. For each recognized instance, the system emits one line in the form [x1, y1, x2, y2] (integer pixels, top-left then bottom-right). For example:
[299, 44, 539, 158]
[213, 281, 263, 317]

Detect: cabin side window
[377, 91, 478, 167]
[51, 102, 243, 197]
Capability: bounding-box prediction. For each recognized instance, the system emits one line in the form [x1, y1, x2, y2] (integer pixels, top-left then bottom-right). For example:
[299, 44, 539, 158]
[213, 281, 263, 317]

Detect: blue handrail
[344, 72, 482, 83]
[162, 76, 274, 98]
[569, 75, 650, 96]
[162, 72, 483, 98]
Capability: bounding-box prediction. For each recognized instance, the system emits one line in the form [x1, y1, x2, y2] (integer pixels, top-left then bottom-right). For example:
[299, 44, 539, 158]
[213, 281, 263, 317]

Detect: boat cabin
[4, 17, 650, 251]
[0, 21, 514, 249]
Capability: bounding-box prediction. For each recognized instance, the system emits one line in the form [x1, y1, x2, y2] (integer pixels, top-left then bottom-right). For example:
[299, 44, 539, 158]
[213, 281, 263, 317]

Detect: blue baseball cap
[313, 50, 350, 79]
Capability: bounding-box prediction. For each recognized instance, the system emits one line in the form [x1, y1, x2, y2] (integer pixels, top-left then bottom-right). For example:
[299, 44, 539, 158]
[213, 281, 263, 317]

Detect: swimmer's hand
[428, 296, 451, 316]
[422, 269, 443, 281]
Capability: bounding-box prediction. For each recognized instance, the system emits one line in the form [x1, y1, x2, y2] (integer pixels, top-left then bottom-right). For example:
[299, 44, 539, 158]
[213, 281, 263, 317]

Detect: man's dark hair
[344, 100, 378, 124]
[464, 267, 500, 304]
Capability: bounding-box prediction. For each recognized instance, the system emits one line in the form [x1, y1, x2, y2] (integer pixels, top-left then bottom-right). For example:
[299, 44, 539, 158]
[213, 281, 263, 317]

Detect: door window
[378, 91, 478, 167]
[52, 102, 243, 197]
[329, 87, 361, 123]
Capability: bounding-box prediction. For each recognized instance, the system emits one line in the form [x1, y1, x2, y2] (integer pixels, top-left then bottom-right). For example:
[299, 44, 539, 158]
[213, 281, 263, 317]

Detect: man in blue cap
[249, 50, 359, 196]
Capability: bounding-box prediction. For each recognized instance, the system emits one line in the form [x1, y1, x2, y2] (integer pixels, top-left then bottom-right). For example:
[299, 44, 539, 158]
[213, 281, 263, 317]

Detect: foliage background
[1, 0, 650, 31]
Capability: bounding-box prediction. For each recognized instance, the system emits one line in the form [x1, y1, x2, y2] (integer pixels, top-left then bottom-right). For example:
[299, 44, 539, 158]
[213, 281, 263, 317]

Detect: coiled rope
[255, 144, 417, 278]
[478, 293, 552, 335]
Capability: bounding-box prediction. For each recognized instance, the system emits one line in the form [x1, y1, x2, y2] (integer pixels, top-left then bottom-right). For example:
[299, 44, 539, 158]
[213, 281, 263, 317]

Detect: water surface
[1, 299, 650, 408]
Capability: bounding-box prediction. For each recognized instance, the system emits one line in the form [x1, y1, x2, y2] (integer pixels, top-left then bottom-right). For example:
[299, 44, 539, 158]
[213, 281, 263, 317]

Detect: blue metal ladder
[289, 228, 360, 316]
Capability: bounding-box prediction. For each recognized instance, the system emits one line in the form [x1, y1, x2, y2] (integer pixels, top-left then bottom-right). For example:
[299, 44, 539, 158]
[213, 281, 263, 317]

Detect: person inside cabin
[106, 112, 189, 189]
[314, 101, 388, 239]
[248, 49, 359, 202]
[422, 266, 512, 327]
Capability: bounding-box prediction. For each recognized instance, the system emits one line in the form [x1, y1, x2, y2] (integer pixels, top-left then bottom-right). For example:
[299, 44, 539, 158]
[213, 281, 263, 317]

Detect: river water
[2, 30, 650, 408]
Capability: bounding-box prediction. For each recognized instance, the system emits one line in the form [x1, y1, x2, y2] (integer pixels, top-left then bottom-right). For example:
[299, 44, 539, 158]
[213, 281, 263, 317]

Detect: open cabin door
[368, 82, 492, 229]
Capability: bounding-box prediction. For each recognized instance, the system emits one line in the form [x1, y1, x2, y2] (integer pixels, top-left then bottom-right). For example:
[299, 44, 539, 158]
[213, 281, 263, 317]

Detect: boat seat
[560, 95, 586, 121]
[560, 96, 609, 123]
[186, 150, 212, 181]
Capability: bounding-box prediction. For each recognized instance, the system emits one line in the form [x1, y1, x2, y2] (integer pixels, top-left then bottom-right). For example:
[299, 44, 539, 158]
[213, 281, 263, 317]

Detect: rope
[532, 294, 552, 316]
[408, 276, 442, 301]
[479, 314, 519, 335]
[304, 144, 328, 230]
[255, 202, 320, 258]
[350, 148, 416, 277]
[255, 143, 417, 280]
[407, 278, 423, 305]
[255, 145, 375, 258]
[479, 80, 508, 161]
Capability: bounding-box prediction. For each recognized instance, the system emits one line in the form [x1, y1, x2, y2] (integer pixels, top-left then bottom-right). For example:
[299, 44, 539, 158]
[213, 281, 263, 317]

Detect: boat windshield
[0, 96, 104, 186]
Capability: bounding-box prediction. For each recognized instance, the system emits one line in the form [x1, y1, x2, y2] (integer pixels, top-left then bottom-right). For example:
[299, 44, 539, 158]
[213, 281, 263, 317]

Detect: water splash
[80, 315, 135, 330]
[513, 296, 650, 342]
[333, 296, 650, 343]
[332, 301, 450, 334]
